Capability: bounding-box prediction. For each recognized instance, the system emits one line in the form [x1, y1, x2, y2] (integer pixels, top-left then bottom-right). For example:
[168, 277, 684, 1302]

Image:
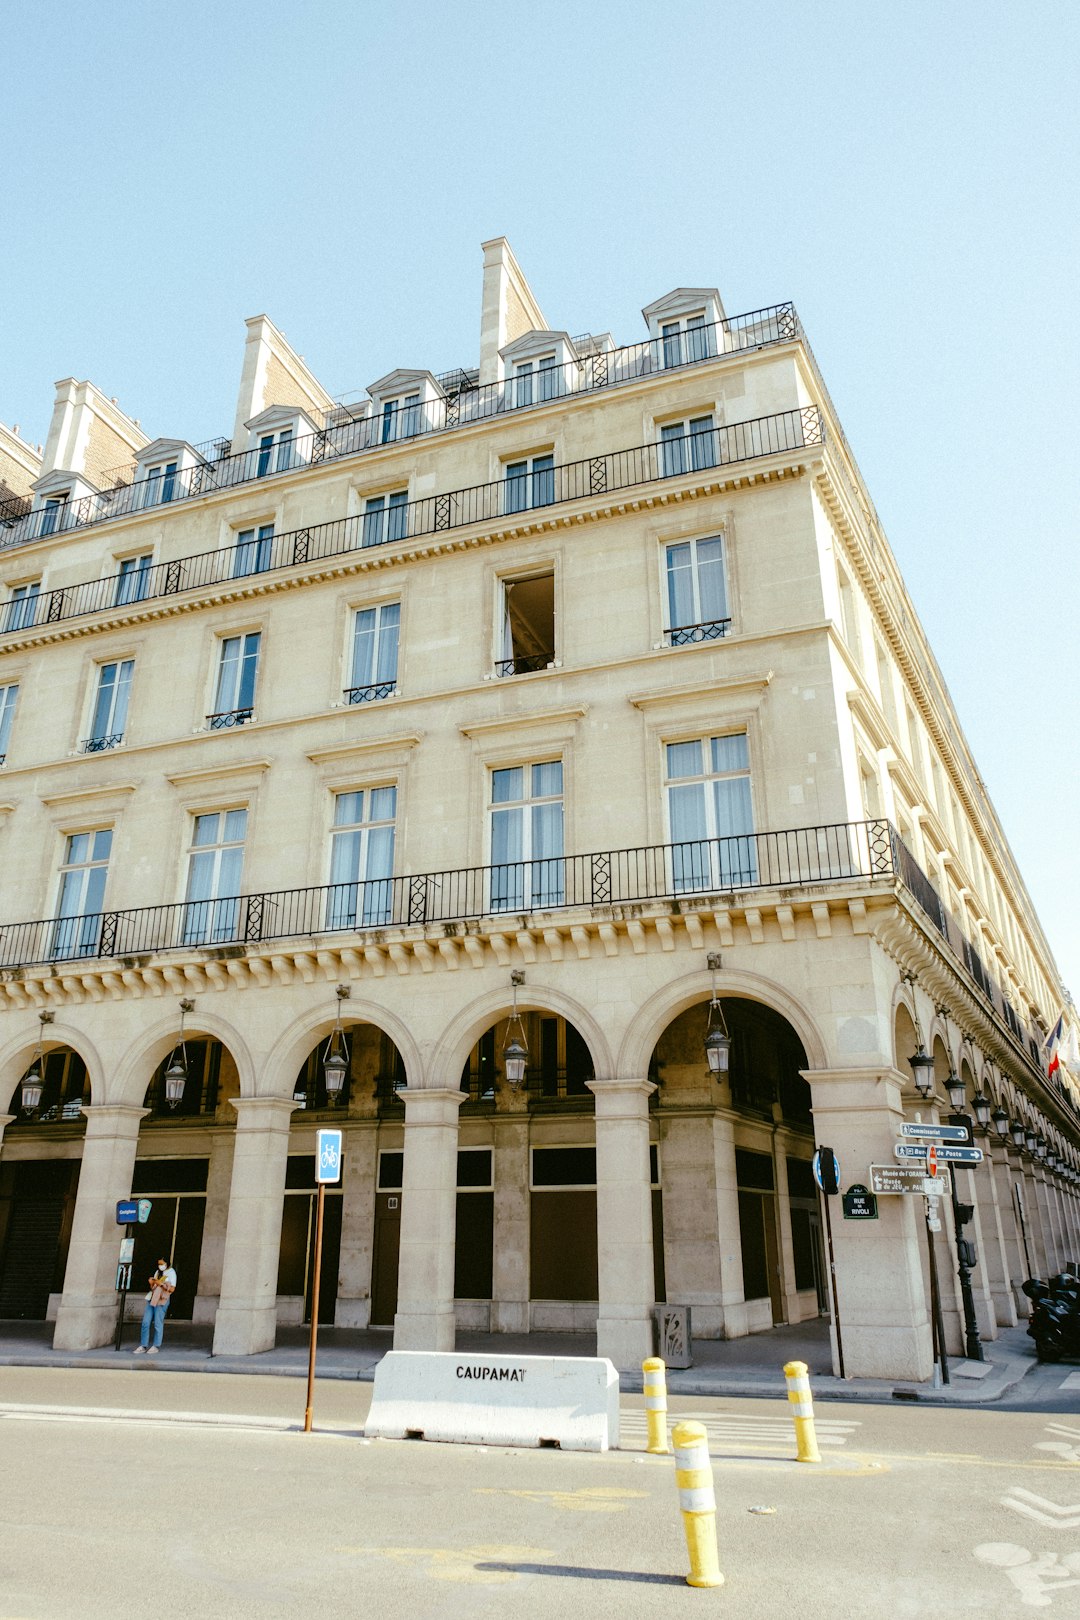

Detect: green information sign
[842, 1183, 878, 1220]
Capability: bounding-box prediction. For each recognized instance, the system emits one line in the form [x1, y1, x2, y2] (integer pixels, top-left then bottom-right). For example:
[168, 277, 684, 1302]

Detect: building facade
[0, 238, 1076, 1380]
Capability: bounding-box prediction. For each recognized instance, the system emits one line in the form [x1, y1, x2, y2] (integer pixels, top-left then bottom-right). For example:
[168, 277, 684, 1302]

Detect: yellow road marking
[475, 1486, 647, 1513]
[338, 1545, 555, 1584]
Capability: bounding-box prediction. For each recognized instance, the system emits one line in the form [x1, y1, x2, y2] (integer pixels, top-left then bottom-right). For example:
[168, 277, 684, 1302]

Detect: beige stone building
[0, 238, 1076, 1381]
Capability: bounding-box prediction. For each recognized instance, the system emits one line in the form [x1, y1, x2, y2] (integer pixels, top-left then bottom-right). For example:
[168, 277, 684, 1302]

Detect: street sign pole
[821, 1190, 845, 1380]
[925, 1203, 950, 1385]
[304, 1181, 326, 1435]
[114, 1223, 133, 1351]
[813, 1146, 845, 1381]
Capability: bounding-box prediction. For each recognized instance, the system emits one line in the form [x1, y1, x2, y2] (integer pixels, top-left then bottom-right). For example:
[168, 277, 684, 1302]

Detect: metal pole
[821, 1190, 846, 1379]
[950, 1165, 985, 1361]
[303, 1183, 326, 1434]
[113, 1222, 133, 1351]
[925, 1204, 950, 1385]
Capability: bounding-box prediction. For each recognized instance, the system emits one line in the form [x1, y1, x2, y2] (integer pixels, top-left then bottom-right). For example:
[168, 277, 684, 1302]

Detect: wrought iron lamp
[322, 986, 351, 1107]
[971, 1090, 991, 1130]
[703, 953, 731, 1077]
[19, 1011, 53, 1115]
[991, 1105, 1010, 1139]
[902, 976, 935, 1098]
[164, 999, 194, 1110]
[502, 971, 528, 1090]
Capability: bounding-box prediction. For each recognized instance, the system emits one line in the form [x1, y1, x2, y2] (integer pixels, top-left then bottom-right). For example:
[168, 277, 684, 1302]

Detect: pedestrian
[133, 1257, 176, 1355]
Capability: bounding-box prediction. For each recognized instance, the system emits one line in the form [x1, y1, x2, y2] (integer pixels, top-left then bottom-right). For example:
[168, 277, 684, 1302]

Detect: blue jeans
[140, 1301, 169, 1348]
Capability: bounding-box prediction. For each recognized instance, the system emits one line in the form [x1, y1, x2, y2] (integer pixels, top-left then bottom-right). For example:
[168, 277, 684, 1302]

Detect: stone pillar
[212, 1096, 294, 1356]
[771, 1127, 801, 1326]
[1024, 1165, 1051, 1275]
[979, 1144, 1018, 1327]
[1032, 1170, 1057, 1275]
[53, 1104, 147, 1351]
[491, 1116, 530, 1334]
[588, 1078, 656, 1369]
[805, 1068, 934, 1382]
[712, 1115, 749, 1338]
[193, 1129, 235, 1324]
[657, 1114, 724, 1339]
[336, 1123, 377, 1327]
[393, 1088, 465, 1352]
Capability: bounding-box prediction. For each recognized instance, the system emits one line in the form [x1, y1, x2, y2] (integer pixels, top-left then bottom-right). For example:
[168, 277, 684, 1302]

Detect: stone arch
[432, 983, 615, 1092]
[893, 1000, 919, 1072]
[0, 1020, 105, 1116]
[617, 965, 827, 1083]
[109, 1011, 254, 1108]
[259, 997, 423, 1101]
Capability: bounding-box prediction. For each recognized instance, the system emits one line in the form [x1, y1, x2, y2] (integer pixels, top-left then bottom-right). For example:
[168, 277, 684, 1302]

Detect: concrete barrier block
[364, 1350, 620, 1451]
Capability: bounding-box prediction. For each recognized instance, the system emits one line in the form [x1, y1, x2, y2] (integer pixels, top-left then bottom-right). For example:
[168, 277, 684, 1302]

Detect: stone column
[193, 1129, 235, 1324]
[491, 1116, 530, 1334]
[393, 1088, 465, 1352]
[53, 1104, 147, 1351]
[336, 1123, 377, 1328]
[804, 1068, 934, 1382]
[712, 1115, 749, 1338]
[212, 1096, 294, 1356]
[1024, 1165, 1051, 1275]
[979, 1144, 1018, 1327]
[771, 1126, 801, 1326]
[1032, 1170, 1058, 1275]
[588, 1078, 656, 1369]
[657, 1114, 724, 1339]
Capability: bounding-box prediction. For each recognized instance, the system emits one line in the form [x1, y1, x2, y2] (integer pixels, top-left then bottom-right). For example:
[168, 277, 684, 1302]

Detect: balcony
[0, 304, 802, 551]
[344, 681, 396, 705]
[80, 733, 123, 753]
[0, 406, 824, 641]
[206, 708, 253, 730]
[0, 818, 892, 972]
[667, 618, 731, 646]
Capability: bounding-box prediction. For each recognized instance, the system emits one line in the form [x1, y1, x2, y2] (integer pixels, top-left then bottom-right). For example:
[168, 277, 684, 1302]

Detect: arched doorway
[0, 1047, 87, 1320]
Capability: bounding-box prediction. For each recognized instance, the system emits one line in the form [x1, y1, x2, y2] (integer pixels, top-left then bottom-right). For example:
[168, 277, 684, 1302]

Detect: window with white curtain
[660, 415, 716, 477]
[114, 553, 153, 606]
[256, 429, 293, 477]
[664, 536, 728, 643]
[513, 355, 561, 408]
[85, 659, 133, 751]
[182, 809, 247, 945]
[348, 602, 400, 701]
[211, 632, 260, 725]
[660, 313, 715, 368]
[232, 524, 274, 578]
[666, 733, 756, 889]
[504, 454, 555, 514]
[327, 787, 396, 929]
[489, 760, 564, 911]
[362, 491, 408, 548]
[0, 683, 19, 763]
[51, 828, 112, 959]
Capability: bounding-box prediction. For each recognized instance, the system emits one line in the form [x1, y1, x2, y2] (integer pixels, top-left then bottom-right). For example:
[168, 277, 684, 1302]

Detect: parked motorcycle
[1022, 1268, 1080, 1362]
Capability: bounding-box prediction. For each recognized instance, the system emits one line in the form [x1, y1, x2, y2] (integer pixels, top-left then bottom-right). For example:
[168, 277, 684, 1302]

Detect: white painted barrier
[364, 1350, 621, 1451]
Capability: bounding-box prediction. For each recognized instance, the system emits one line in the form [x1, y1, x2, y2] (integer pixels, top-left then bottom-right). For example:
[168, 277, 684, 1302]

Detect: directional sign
[894, 1143, 983, 1164]
[842, 1183, 878, 1220]
[116, 1200, 138, 1225]
[870, 1164, 948, 1196]
[316, 1128, 343, 1185]
[899, 1123, 970, 1142]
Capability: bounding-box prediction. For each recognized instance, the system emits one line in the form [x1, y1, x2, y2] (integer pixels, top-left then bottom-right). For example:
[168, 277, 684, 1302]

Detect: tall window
[666, 733, 756, 889]
[182, 809, 246, 944]
[142, 461, 177, 507]
[52, 828, 112, 958]
[505, 453, 555, 515]
[490, 760, 564, 910]
[5, 582, 40, 633]
[327, 787, 396, 928]
[513, 356, 561, 408]
[233, 524, 274, 578]
[256, 429, 293, 477]
[664, 537, 728, 643]
[381, 394, 421, 443]
[85, 659, 133, 751]
[498, 574, 555, 675]
[661, 313, 714, 368]
[115, 553, 153, 606]
[362, 491, 408, 548]
[211, 632, 260, 726]
[40, 494, 69, 537]
[0, 683, 18, 763]
[660, 415, 716, 477]
[348, 603, 399, 702]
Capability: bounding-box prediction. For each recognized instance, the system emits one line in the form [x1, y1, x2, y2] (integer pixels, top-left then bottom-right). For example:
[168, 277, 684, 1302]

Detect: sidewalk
[0, 1315, 1040, 1405]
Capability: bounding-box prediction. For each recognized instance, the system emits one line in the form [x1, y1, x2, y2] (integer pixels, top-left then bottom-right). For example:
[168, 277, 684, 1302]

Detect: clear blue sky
[3, 1, 1077, 1000]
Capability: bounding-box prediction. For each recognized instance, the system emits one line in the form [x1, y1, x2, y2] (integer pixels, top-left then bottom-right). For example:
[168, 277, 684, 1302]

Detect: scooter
[1022, 1269, 1080, 1362]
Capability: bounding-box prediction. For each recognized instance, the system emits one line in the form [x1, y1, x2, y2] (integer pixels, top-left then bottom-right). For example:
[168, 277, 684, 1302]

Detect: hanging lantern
[502, 972, 529, 1091]
[322, 986, 350, 1106]
[704, 953, 731, 1077]
[164, 999, 194, 1111]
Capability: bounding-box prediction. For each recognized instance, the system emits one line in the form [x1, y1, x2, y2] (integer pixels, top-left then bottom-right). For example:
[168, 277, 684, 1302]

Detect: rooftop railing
[0, 818, 893, 972]
[0, 303, 802, 550]
[0, 407, 824, 639]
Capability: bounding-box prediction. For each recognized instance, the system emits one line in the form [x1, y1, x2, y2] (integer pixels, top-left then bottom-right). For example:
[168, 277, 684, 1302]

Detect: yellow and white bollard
[783, 1359, 821, 1463]
[642, 1357, 669, 1454]
[671, 1419, 724, 1589]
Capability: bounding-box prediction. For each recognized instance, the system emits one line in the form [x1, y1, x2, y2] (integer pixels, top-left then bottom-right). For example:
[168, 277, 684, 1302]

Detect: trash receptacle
[655, 1304, 692, 1368]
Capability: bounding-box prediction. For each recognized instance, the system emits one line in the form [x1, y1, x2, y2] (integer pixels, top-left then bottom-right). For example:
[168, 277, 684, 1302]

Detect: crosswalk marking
[619, 1411, 860, 1449]
[1059, 1372, 1080, 1390]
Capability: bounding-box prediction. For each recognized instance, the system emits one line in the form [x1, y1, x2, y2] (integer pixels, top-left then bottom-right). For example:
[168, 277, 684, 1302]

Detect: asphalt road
[1, 1367, 1079, 1619]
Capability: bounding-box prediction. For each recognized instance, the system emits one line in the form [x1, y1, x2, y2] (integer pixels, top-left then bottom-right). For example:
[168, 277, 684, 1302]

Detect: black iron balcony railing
[0, 304, 802, 551]
[344, 681, 396, 705]
[0, 818, 891, 972]
[206, 708, 253, 730]
[80, 733, 123, 754]
[668, 619, 731, 646]
[495, 653, 552, 677]
[0, 407, 824, 640]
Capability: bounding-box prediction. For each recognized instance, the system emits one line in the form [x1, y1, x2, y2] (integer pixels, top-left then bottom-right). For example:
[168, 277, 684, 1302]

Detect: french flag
[1044, 1013, 1064, 1077]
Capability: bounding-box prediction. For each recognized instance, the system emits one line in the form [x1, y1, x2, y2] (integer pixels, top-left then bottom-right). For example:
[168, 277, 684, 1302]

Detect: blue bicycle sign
[316, 1128, 343, 1184]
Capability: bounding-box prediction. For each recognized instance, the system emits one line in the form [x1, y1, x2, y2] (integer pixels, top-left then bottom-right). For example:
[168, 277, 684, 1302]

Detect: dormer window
[366, 371, 442, 448]
[256, 428, 293, 477]
[642, 288, 725, 369]
[500, 332, 577, 411]
[132, 440, 202, 510]
[244, 407, 318, 477]
[513, 355, 561, 408]
[40, 493, 69, 536]
[142, 459, 177, 508]
[381, 394, 421, 443]
[661, 313, 714, 368]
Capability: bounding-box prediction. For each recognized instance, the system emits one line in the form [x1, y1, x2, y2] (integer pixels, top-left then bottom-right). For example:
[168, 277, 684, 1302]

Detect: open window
[497, 572, 555, 677]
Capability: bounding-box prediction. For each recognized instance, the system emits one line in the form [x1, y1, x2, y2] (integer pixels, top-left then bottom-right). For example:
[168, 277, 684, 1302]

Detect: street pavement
[2, 1365, 1079, 1619]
